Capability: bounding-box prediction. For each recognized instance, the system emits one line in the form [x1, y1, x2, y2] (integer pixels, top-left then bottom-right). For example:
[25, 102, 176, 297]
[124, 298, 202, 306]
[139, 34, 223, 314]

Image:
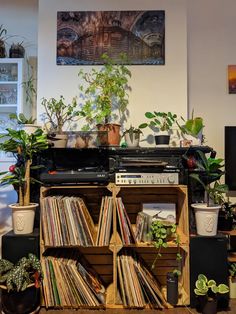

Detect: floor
[39, 300, 236, 314]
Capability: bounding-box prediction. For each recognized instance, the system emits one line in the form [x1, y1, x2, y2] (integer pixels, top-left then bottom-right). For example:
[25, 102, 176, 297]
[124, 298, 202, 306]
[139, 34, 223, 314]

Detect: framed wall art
[57, 10, 165, 65]
[228, 65, 236, 94]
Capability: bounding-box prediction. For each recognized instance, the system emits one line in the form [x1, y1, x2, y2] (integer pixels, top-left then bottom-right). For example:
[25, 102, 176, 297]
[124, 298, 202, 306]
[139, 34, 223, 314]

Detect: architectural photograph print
[57, 10, 165, 65]
[228, 65, 236, 94]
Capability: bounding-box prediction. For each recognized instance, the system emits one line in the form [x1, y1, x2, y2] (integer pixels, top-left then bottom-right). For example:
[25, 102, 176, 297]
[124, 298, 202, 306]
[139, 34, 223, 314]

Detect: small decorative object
[0, 253, 43, 314]
[229, 263, 236, 298]
[79, 53, 131, 146]
[194, 274, 229, 314]
[0, 24, 7, 58]
[122, 125, 143, 148]
[139, 111, 177, 146]
[0, 128, 48, 234]
[177, 110, 204, 146]
[9, 42, 25, 58]
[189, 150, 228, 236]
[41, 95, 80, 148]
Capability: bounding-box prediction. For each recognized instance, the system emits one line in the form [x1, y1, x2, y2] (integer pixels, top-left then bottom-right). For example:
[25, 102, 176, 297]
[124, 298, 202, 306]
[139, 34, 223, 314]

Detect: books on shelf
[41, 196, 95, 247]
[42, 249, 106, 308]
[117, 250, 169, 309]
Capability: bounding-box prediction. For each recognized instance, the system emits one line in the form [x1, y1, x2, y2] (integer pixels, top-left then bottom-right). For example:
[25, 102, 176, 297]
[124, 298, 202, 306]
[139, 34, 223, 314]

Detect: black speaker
[190, 235, 229, 309]
[2, 229, 40, 264]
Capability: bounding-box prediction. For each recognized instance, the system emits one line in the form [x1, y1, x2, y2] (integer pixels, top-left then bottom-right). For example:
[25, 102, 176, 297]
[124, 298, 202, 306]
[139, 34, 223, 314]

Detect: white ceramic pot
[124, 133, 140, 148]
[182, 132, 202, 146]
[50, 134, 68, 148]
[191, 203, 220, 236]
[21, 124, 41, 135]
[9, 203, 38, 234]
[229, 277, 236, 298]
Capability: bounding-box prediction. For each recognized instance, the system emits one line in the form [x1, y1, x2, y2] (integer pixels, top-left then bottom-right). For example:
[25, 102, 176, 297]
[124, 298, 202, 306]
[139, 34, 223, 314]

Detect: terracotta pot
[97, 123, 121, 146]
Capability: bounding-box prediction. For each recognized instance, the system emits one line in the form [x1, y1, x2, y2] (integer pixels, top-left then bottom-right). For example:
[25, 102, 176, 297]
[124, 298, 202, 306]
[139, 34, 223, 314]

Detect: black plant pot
[1, 286, 40, 314]
[202, 299, 217, 314]
[218, 211, 233, 231]
[166, 272, 178, 305]
[155, 134, 170, 146]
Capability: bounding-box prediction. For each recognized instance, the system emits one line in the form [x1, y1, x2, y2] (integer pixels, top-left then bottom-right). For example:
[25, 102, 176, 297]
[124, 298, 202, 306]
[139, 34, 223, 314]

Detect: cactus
[0, 254, 43, 292]
[194, 274, 229, 299]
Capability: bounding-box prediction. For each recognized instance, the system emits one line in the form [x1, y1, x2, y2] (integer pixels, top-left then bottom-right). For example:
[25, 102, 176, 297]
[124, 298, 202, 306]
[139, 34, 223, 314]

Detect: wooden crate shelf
[40, 183, 190, 309]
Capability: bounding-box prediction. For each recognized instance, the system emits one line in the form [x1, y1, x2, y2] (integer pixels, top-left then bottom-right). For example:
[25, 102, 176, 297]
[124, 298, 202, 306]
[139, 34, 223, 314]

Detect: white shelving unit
[0, 58, 24, 162]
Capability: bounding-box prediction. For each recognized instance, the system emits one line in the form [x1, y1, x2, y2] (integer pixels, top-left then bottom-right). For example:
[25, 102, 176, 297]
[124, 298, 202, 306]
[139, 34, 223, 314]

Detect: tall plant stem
[23, 159, 31, 206]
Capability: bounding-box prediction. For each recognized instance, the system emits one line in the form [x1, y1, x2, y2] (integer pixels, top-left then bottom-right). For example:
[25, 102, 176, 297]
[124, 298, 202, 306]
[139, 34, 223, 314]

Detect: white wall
[187, 0, 236, 159]
[37, 0, 188, 144]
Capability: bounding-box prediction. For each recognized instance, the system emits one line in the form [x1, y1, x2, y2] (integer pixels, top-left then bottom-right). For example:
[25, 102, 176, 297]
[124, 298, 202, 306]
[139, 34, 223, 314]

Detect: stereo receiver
[115, 172, 179, 185]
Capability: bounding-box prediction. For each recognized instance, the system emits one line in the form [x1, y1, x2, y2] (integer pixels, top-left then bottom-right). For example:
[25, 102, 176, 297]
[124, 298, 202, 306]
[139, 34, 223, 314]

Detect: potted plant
[0, 128, 48, 234]
[0, 253, 43, 314]
[9, 112, 40, 135]
[229, 263, 236, 298]
[139, 111, 178, 146]
[177, 110, 204, 146]
[78, 53, 131, 146]
[122, 125, 143, 148]
[41, 95, 80, 148]
[149, 220, 182, 305]
[218, 199, 236, 231]
[9, 41, 25, 58]
[0, 24, 7, 57]
[194, 274, 229, 314]
[189, 150, 228, 236]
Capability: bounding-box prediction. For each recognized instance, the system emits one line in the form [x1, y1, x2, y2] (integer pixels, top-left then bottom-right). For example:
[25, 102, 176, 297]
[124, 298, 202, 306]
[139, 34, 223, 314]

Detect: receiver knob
[167, 175, 175, 184]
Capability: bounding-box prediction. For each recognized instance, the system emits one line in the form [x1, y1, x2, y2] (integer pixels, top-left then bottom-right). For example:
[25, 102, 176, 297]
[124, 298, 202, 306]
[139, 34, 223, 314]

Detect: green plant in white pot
[78, 53, 131, 146]
[0, 128, 48, 234]
[9, 113, 39, 135]
[122, 125, 143, 148]
[177, 110, 204, 146]
[139, 111, 177, 146]
[41, 95, 80, 148]
[189, 150, 228, 236]
[194, 274, 229, 314]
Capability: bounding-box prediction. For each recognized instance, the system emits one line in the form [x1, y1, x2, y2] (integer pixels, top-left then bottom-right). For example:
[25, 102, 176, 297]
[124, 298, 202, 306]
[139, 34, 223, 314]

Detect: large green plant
[0, 128, 48, 206]
[0, 253, 43, 292]
[189, 150, 228, 206]
[194, 274, 229, 300]
[78, 53, 131, 128]
[139, 111, 177, 132]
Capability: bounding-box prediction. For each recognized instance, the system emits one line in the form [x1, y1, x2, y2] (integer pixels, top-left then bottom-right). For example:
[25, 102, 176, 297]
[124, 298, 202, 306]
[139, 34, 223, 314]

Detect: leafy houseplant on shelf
[41, 95, 80, 148]
[217, 199, 236, 231]
[0, 253, 43, 314]
[194, 274, 229, 314]
[149, 220, 182, 305]
[78, 53, 131, 146]
[0, 24, 7, 57]
[177, 111, 204, 146]
[0, 128, 48, 234]
[122, 125, 143, 148]
[139, 111, 177, 146]
[189, 150, 228, 236]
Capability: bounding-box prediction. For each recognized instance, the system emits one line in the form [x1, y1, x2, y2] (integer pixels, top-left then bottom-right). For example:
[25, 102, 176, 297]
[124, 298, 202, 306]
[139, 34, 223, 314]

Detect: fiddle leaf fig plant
[78, 53, 131, 129]
[189, 150, 228, 206]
